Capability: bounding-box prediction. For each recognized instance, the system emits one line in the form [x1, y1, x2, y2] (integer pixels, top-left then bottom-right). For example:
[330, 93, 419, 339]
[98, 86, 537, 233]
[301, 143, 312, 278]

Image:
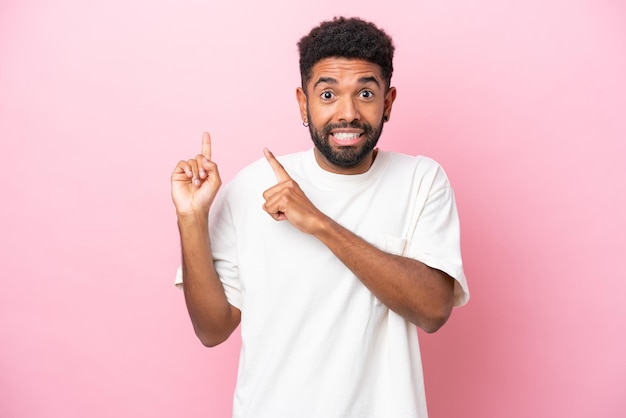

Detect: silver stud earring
[302, 121, 309, 127]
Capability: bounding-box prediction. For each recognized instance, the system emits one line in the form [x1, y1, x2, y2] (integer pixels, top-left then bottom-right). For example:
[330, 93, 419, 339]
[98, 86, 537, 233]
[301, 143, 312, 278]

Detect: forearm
[178, 212, 240, 346]
[314, 216, 454, 332]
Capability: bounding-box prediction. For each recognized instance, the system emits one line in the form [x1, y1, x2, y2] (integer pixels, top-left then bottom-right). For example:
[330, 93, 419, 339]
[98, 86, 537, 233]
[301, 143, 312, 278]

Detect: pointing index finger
[264, 148, 291, 182]
[201, 132, 212, 160]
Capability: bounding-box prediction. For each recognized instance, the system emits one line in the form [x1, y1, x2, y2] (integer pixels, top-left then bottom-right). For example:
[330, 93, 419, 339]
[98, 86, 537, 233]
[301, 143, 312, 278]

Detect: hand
[171, 132, 222, 215]
[262, 148, 327, 234]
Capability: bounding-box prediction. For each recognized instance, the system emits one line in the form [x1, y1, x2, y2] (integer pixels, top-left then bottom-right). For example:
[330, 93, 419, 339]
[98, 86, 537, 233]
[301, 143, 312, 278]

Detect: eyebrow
[313, 76, 381, 89]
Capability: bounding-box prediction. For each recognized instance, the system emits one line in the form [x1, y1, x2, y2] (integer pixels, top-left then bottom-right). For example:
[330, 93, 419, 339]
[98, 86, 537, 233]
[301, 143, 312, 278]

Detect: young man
[172, 16, 469, 418]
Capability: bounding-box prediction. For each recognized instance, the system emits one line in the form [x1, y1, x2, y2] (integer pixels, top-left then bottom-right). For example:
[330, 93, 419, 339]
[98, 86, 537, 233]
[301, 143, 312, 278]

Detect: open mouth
[330, 132, 363, 146]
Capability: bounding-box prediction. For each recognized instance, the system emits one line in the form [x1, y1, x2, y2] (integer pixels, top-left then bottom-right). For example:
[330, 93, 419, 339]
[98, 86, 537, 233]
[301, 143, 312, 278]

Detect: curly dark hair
[297, 17, 395, 92]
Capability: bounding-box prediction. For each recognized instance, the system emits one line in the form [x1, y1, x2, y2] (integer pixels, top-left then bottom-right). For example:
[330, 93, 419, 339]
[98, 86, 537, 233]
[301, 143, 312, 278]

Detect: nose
[337, 96, 360, 123]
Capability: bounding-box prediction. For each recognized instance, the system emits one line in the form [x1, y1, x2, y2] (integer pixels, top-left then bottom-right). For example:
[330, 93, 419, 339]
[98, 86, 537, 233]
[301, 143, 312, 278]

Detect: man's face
[297, 58, 396, 174]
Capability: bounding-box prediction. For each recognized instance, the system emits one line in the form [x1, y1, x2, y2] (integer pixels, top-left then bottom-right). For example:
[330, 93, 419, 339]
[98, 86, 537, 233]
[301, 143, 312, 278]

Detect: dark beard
[307, 113, 385, 168]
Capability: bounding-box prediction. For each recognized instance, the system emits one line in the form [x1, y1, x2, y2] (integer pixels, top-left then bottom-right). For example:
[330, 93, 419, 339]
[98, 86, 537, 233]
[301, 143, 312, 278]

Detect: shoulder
[376, 152, 455, 199]
[383, 151, 439, 167]
[381, 151, 448, 182]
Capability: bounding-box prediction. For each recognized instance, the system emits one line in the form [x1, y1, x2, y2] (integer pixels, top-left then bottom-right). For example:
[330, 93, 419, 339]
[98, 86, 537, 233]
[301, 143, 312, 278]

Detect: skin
[171, 58, 455, 346]
[171, 133, 240, 347]
[297, 58, 394, 174]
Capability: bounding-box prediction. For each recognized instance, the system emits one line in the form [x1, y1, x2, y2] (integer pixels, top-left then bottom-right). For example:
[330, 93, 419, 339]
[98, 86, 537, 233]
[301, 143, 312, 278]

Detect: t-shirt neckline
[303, 147, 390, 190]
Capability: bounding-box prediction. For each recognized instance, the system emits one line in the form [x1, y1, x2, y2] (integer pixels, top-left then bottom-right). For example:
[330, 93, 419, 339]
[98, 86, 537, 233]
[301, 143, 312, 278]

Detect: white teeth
[333, 132, 361, 140]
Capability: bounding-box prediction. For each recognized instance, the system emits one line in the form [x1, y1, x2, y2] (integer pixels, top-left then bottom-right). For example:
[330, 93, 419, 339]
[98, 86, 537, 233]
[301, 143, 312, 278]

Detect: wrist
[311, 213, 336, 238]
[176, 210, 210, 225]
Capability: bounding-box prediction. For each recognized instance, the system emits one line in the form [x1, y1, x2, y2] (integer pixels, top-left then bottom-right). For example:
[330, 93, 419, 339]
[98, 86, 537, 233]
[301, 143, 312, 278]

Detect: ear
[383, 86, 397, 122]
[296, 87, 308, 122]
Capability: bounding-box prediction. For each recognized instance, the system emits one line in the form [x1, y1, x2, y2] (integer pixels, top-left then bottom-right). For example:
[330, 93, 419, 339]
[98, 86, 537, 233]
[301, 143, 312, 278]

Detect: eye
[321, 91, 334, 100]
[359, 90, 374, 99]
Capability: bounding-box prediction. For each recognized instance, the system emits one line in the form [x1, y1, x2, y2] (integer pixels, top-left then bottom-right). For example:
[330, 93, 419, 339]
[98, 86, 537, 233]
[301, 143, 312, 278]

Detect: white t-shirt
[176, 148, 469, 418]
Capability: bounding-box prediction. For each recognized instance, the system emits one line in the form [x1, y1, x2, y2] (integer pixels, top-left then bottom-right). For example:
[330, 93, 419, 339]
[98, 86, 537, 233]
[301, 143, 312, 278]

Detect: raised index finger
[201, 132, 212, 160]
[264, 148, 291, 182]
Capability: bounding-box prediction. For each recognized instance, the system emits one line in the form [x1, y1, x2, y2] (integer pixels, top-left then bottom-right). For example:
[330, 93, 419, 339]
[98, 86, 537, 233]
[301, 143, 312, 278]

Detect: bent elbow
[194, 321, 236, 347]
[196, 330, 229, 348]
[417, 305, 453, 334]
[191, 306, 241, 347]
[199, 337, 222, 348]
[420, 316, 448, 334]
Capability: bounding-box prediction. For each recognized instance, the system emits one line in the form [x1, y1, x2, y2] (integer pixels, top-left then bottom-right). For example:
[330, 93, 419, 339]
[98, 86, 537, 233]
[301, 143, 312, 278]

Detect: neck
[313, 148, 378, 175]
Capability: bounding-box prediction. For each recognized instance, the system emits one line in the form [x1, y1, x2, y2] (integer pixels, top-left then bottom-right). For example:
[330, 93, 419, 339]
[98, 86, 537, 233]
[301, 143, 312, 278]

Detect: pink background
[1, 1, 625, 417]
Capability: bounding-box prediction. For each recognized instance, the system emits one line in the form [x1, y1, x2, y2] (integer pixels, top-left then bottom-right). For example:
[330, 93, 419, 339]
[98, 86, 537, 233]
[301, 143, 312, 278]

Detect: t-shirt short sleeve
[172, 187, 243, 310]
[405, 163, 469, 307]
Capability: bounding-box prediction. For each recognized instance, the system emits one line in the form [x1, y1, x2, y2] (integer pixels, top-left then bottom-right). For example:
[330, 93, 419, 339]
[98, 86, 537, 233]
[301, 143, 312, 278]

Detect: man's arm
[172, 133, 241, 347]
[262, 149, 455, 333]
[313, 219, 454, 332]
